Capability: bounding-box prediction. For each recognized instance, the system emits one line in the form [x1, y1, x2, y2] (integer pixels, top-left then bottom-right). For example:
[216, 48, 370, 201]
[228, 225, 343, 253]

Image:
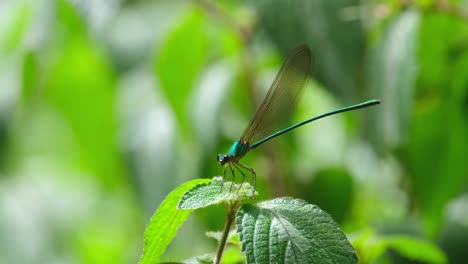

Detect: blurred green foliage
[0, 0, 467, 263]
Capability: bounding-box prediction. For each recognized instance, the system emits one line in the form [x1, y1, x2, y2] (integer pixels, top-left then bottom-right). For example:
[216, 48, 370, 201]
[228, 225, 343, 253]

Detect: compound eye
[217, 154, 229, 165]
[217, 154, 228, 164]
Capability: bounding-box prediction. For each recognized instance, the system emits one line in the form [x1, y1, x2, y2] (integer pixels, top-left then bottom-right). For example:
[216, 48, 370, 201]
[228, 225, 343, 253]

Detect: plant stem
[214, 201, 239, 264]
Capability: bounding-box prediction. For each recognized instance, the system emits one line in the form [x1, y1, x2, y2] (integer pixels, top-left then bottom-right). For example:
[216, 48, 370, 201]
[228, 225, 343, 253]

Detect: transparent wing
[240, 45, 312, 146]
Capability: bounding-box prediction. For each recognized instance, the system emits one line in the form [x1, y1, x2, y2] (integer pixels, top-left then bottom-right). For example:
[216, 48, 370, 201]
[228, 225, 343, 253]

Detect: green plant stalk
[214, 201, 239, 264]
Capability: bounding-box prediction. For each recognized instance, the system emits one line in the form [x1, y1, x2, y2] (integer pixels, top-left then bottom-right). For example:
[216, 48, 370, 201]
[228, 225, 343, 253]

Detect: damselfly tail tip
[365, 99, 381, 107]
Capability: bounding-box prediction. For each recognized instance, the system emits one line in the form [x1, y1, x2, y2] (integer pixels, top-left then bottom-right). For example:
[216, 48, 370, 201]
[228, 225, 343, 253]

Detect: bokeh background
[0, 0, 467, 263]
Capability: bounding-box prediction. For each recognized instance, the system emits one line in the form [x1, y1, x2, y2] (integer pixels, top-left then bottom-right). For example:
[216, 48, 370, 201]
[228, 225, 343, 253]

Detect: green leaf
[56, 0, 87, 35]
[140, 178, 210, 264]
[21, 51, 37, 102]
[408, 12, 468, 236]
[178, 177, 256, 210]
[366, 9, 421, 148]
[385, 236, 448, 264]
[236, 197, 357, 264]
[156, 8, 208, 127]
[418, 13, 462, 90]
[0, 3, 31, 53]
[350, 229, 387, 263]
[45, 1, 125, 187]
[220, 247, 247, 264]
[45, 36, 124, 187]
[351, 229, 448, 263]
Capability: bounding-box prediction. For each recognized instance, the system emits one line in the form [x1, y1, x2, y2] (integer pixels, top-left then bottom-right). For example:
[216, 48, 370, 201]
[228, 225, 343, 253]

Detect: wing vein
[240, 45, 312, 146]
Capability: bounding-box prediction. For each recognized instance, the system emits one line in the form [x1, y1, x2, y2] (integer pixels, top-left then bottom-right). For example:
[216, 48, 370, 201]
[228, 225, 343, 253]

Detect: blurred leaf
[44, 0, 125, 187]
[220, 246, 247, 264]
[45, 34, 124, 186]
[351, 229, 448, 263]
[351, 229, 388, 263]
[236, 197, 357, 264]
[418, 13, 462, 90]
[251, 0, 365, 102]
[409, 47, 468, 235]
[77, 221, 137, 264]
[367, 9, 420, 148]
[56, 0, 86, 35]
[438, 221, 468, 264]
[156, 8, 208, 127]
[21, 51, 37, 101]
[300, 168, 353, 223]
[178, 177, 256, 210]
[407, 12, 468, 236]
[140, 178, 210, 264]
[385, 236, 448, 263]
[0, 3, 31, 53]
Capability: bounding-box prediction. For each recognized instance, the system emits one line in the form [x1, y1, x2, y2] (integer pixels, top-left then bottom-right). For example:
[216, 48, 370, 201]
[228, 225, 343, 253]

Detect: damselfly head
[217, 154, 229, 165]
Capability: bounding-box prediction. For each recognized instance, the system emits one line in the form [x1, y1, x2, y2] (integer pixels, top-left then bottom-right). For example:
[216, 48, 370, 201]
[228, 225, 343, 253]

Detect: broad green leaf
[236, 197, 357, 264]
[178, 177, 256, 210]
[385, 236, 448, 263]
[251, 0, 364, 102]
[156, 8, 208, 127]
[140, 178, 210, 264]
[366, 9, 420, 148]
